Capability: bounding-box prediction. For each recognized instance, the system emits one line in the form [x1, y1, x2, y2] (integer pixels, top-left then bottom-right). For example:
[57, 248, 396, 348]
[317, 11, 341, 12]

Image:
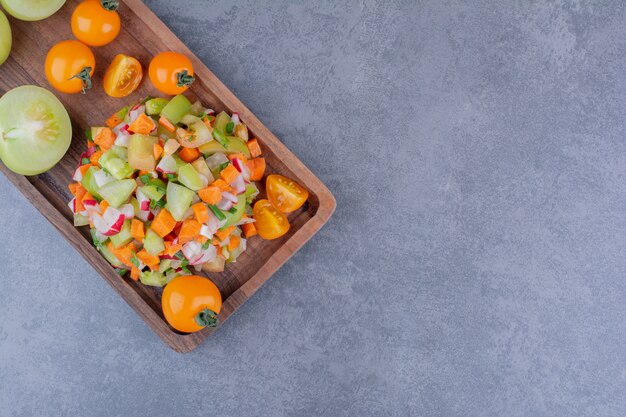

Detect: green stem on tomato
[176, 70, 195, 88]
[68, 66, 93, 94]
[194, 307, 220, 328]
[100, 0, 119, 11]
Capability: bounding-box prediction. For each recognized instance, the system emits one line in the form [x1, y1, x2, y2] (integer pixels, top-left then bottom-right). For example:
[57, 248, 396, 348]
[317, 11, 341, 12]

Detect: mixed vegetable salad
[68, 94, 266, 287]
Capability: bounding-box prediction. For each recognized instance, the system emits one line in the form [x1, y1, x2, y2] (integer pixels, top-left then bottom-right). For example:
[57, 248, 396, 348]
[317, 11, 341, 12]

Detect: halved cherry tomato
[45, 40, 95, 94]
[148, 52, 195, 95]
[266, 174, 309, 213]
[253, 199, 290, 240]
[161, 275, 222, 333]
[71, 0, 121, 47]
[103, 54, 143, 98]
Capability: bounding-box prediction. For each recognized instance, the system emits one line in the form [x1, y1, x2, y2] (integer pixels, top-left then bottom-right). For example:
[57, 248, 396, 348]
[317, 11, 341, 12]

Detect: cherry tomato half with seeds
[253, 199, 290, 240]
[45, 40, 95, 94]
[266, 174, 309, 213]
[71, 0, 121, 47]
[161, 275, 222, 333]
[148, 51, 195, 95]
[103, 54, 143, 98]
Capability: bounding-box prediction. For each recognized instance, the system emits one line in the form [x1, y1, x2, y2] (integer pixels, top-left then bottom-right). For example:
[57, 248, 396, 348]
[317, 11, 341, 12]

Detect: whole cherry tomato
[103, 54, 143, 98]
[253, 199, 290, 240]
[71, 0, 121, 47]
[148, 51, 195, 95]
[161, 275, 222, 333]
[266, 174, 309, 213]
[45, 40, 95, 94]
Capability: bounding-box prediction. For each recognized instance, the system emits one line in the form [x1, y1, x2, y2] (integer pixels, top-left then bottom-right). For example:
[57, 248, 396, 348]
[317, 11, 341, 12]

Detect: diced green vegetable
[81, 166, 103, 200]
[159, 259, 172, 274]
[115, 105, 130, 122]
[144, 228, 165, 256]
[128, 134, 158, 171]
[74, 213, 89, 227]
[165, 182, 195, 221]
[161, 94, 191, 125]
[99, 244, 125, 268]
[178, 163, 204, 191]
[139, 271, 167, 287]
[110, 220, 133, 248]
[199, 136, 250, 158]
[140, 178, 166, 201]
[209, 204, 226, 221]
[213, 111, 231, 133]
[221, 194, 246, 228]
[98, 179, 137, 207]
[98, 148, 134, 180]
[145, 98, 169, 116]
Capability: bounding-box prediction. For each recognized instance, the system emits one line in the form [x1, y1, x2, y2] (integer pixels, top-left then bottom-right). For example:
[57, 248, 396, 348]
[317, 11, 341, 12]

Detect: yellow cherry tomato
[253, 199, 290, 240]
[148, 51, 195, 95]
[71, 0, 121, 47]
[103, 54, 143, 98]
[45, 40, 95, 94]
[266, 174, 309, 213]
[162, 275, 222, 333]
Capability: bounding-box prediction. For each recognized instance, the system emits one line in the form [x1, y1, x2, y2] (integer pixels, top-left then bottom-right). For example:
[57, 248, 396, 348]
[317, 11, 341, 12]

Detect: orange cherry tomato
[253, 199, 290, 240]
[71, 0, 121, 47]
[266, 174, 309, 213]
[148, 52, 195, 95]
[45, 40, 95, 94]
[103, 54, 143, 98]
[162, 275, 222, 333]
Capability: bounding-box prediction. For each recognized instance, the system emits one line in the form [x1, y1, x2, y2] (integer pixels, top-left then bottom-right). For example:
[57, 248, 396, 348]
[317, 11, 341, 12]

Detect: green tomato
[0, 10, 11, 65]
[0, 85, 71, 175]
[0, 0, 66, 21]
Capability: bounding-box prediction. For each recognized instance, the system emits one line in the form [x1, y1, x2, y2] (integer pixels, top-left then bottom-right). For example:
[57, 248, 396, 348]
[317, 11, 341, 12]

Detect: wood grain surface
[0, 0, 335, 352]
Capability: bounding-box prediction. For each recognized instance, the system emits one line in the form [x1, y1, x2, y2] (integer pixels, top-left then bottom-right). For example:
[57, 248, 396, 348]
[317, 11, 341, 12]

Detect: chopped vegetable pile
[68, 94, 265, 287]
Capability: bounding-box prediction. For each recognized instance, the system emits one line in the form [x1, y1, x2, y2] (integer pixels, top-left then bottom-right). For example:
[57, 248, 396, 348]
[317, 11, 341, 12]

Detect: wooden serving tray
[0, 0, 335, 352]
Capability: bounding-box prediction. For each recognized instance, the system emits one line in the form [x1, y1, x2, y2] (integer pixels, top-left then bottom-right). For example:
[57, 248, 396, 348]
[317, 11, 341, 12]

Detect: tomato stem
[100, 0, 119, 11]
[194, 307, 220, 328]
[68, 67, 93, 95]
[176, 70, 195, 88]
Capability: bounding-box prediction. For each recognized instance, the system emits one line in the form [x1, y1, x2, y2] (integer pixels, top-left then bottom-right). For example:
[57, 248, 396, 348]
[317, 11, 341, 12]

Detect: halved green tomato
[0, 85, 71, 175]
[0, 0, 66, 21]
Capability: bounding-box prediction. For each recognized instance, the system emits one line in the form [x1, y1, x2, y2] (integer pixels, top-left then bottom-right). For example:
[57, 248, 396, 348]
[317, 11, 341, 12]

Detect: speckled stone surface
[1, 1, 625, 416]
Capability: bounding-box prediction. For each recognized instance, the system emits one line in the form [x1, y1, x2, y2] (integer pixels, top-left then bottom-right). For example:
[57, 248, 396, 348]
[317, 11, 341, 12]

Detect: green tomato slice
[0, 0, 66, 21]
[0, 85, 71, 175]
[0, 10, 11, 65]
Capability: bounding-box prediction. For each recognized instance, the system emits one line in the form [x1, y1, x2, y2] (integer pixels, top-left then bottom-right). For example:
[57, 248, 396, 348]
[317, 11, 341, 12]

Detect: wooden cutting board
[0, 0, 335, 352]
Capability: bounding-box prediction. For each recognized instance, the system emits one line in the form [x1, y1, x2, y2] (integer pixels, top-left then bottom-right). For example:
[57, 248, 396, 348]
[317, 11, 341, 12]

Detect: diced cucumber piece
[99, 148, 134, 180]
[110, 220, 133, 248]
[161, 95, 191, 125]
[222, 194, 246, 228]
[145, 98, 169, 116]
[190, 120, 211, 142]
[139, 271, 167, 287]
[191, 158, 213, 181]
[172, 154, 186, 169]
[99, 244, 124, 268]
[178, 163, 204, 191]
[115, 105, 130, 122]
[244, 183, 259, 203]
[144, 228, 165, 256]
[81, 166, 103, 200]
[180, 114, 200, 125]
[74, 213, 89, 227]
[98, 179, 137, 207]
[165, 182, 195, 221]
[139, 178, 166, 201]
[213, 111, 231, 133]
[159, 259, 172, 274]
[128, 134, 158, 171]
[199, 136, 250, 158]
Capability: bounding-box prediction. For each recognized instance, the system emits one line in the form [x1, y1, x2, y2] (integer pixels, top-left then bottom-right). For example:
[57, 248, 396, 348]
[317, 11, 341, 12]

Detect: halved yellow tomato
[103, 54, 143, 98]
[266, 174, 309, 213]
[252, 199, 290, 240]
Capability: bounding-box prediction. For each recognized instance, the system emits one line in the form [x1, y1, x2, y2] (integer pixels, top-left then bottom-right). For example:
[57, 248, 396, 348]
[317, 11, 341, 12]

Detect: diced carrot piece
[89, 150, 103, 165]
[78, 164, 91, 177]
[153, 143, 164, 160]
[151, 209, 177, 238]
[196, 236, 209, 244]
[192, 203, 209, 224]
[106, 114, 123, 129]
[137, 249, 160, 270]
[75, 185, 87, 212]
[128, 113, 156, 135]
[228, 235, 241, 251]
[107, 241, 134, 268]
[178, 219, 202, 244]
[211, 179, 235, 193]
[214, 226, 234, 242]
[131, 219, 145, 242]
[159, 116, 176, 132]
[198, 186, 222, 205]
[68, 183, 79, 196]
[130, 266, 140, 281]
[242, 222, 257, 238]
[227, 153, 248, 163]
[246, 157, 266, 181]
[100, 200, 109, 213]
[220, 164, 240, 184]
[164, 241, 183, 257]
[246, 138, 262, 158]
[94, 127, 116, 151]
[178, 147, 200, 163]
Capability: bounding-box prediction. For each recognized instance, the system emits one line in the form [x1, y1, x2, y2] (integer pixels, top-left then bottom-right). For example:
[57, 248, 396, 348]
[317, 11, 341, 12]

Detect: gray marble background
[1, 1, 625, 416]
